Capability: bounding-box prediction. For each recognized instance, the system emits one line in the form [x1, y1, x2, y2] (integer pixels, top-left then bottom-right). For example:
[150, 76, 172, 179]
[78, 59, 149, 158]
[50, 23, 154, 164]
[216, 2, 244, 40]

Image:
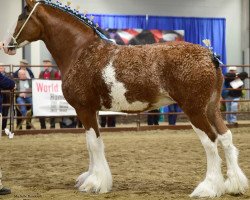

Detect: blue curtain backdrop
[148, 16, 226, 65]
[93, 14, 147, 29]
[93, 14, 226, 68]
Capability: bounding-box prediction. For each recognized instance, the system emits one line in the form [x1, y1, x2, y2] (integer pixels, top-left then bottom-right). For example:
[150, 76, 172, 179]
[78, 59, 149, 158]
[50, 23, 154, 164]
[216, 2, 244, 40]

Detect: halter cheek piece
[10, 2, 41, 49]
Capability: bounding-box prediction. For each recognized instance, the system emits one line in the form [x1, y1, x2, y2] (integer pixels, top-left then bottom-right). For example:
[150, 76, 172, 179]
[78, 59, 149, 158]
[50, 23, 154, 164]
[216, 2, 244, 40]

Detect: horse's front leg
[75, 109, 112, 193]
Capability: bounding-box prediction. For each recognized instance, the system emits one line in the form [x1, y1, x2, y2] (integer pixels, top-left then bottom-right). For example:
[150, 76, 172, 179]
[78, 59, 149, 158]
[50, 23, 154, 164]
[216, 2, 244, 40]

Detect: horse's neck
[40, 6, 97, 75]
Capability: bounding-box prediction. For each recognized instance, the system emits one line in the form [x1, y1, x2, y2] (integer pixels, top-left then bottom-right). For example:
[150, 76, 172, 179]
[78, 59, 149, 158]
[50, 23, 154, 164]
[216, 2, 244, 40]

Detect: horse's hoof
[76, 170, 112, 194]
[75, 172, 90, 188]
[78, 174, 109, 193]
[190, 179, 225, 198]
[225, 171, 249, 194]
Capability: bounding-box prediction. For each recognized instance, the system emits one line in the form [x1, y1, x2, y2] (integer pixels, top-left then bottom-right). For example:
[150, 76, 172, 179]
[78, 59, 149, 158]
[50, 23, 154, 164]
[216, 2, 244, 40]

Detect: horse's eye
[18, 6, 29, 21]
[18, 13, 26, 21]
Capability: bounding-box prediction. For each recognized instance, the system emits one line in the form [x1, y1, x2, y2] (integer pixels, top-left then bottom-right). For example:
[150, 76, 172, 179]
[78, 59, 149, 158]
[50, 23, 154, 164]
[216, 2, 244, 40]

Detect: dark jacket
[0, 73, 15, 112]
[13, 68, 35, 79]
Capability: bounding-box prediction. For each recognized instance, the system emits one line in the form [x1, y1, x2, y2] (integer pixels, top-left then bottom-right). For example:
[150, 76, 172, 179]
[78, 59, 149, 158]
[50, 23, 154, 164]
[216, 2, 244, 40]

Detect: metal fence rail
[0, 64, 249, 135]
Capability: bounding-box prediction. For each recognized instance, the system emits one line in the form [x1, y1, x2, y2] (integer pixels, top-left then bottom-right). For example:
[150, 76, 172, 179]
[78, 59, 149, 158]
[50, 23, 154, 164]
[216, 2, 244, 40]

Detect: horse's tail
[205, 53, 228, 135]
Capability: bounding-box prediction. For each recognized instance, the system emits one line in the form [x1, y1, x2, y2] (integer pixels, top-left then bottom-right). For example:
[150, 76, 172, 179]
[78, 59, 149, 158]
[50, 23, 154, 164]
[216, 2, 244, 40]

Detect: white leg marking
[102, 61, 149, 111]
[76, 128, 112, 193]
[218, 130, 248, 194]
[75, 141, 93, 189]
[190, 124, 225, 198]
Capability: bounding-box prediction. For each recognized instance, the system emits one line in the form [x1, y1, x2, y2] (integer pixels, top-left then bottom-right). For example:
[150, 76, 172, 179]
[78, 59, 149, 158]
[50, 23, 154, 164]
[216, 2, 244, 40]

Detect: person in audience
[147, 109, 160, 125]
[0, 63, 12, 130]
[224, 66, 248, 125]
[0, 43, 15, 195]
[39, 59, 61, 80]
[167, 103, 179, 125]
[39, 59, 61, 129]
[16, 69, 32, 129]
[13, 59, 34, 127]
[100, 115, 116, 127]
[13, 59, 34, 79]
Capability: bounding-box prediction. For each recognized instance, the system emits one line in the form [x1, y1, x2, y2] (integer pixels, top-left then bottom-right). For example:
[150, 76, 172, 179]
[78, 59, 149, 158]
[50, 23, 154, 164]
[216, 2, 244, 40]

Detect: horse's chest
[61, 70, 94, 107]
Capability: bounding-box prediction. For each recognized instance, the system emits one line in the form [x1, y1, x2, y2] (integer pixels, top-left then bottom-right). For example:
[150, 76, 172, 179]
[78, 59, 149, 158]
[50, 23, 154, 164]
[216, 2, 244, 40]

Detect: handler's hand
[20, 93, 26, 98]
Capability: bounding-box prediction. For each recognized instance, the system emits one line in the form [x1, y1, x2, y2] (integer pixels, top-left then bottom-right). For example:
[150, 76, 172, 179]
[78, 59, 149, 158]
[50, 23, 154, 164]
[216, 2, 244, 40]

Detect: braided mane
[40, 0, 110, 40]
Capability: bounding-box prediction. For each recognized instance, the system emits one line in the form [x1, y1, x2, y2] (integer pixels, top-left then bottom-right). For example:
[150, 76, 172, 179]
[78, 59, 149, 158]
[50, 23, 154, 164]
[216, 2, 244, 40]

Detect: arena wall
[73, 0, 242, 65]
[0, 0, 246, 66]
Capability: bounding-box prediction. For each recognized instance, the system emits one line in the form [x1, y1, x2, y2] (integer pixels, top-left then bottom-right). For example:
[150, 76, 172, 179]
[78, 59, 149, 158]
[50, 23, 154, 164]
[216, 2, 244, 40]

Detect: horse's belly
[101, 93, 149, 112]
[149, 94, 176, 110]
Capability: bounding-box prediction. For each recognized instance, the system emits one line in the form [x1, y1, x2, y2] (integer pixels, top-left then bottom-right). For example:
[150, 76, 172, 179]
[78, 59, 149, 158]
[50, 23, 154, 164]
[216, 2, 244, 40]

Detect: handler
[0, 41, 15, 195]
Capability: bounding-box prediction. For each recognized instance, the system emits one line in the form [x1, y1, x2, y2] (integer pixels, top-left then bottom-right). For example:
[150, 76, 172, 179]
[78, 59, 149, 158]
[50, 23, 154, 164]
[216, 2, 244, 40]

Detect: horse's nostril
[8, 41, 17, 49]
[5, 42, 17, 50]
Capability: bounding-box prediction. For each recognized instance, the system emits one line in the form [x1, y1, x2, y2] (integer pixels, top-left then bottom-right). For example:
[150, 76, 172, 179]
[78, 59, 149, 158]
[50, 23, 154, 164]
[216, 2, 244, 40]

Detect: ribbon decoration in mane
[41, 0, 110, 40]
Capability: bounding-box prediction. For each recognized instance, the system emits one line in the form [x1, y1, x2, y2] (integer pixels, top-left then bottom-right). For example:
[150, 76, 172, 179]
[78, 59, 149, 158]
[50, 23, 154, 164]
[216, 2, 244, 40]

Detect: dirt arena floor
[0, 127, 250, 200]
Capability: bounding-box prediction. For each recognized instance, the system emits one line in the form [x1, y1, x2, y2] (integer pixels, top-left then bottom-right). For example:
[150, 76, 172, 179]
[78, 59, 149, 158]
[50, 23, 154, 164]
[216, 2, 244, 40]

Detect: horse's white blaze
[218, 130, 249, 194]
[76, 128, 112, 193]
[102, 61, 149, 111]
[190, 124, 225, 198]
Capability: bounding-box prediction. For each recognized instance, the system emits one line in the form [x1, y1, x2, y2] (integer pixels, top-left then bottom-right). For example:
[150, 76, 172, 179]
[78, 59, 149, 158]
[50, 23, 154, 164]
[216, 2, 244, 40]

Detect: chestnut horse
[1, 0, 248, 197]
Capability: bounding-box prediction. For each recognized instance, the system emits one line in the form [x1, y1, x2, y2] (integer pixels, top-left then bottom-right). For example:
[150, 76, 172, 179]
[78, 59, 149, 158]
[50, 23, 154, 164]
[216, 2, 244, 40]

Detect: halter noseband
[10, 2, 41, 48]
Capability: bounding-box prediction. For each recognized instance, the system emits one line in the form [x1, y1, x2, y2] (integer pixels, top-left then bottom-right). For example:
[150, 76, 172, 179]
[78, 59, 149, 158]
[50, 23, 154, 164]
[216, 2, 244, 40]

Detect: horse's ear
[25, 0, 36, 8]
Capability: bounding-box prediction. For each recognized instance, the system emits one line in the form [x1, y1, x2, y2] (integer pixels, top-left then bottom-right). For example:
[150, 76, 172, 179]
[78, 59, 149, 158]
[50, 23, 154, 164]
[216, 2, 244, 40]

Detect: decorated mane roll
[42, 0, 109, 40]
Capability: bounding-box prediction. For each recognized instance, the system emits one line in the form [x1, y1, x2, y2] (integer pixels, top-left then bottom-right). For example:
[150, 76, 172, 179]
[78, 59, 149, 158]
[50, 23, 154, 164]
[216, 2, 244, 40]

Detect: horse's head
[3, 0, 43, 55]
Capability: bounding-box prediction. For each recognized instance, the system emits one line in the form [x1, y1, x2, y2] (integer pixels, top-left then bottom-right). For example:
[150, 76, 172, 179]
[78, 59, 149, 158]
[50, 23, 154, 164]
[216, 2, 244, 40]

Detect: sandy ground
[0, 127, 250, 200]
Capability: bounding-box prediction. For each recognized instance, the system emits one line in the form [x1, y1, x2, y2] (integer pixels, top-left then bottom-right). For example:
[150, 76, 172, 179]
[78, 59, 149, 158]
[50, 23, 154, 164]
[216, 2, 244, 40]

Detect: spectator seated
[15, 69, 34, 130]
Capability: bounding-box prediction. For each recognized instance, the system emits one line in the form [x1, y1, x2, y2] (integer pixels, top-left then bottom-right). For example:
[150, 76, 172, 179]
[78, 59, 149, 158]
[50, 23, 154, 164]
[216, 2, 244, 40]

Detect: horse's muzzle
[3, 42, 17, 55]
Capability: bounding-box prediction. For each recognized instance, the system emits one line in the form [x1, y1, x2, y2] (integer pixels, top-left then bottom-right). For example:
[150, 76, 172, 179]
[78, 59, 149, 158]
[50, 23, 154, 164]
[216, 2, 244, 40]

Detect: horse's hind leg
[187, 111, 225, 198]
[75, 109, 112, 193]
[207, 103, 249, 195]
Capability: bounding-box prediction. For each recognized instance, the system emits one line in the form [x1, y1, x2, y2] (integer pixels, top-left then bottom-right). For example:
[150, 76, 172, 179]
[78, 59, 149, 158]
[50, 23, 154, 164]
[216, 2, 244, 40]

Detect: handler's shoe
[0, 187, 11, 195]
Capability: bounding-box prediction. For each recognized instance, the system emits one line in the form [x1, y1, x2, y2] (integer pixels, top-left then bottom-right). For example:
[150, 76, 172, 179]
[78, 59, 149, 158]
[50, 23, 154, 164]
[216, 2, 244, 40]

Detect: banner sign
[106, 29, 184, 45]
[32, 79, 76, 116]
[32, 79, 127, 116]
